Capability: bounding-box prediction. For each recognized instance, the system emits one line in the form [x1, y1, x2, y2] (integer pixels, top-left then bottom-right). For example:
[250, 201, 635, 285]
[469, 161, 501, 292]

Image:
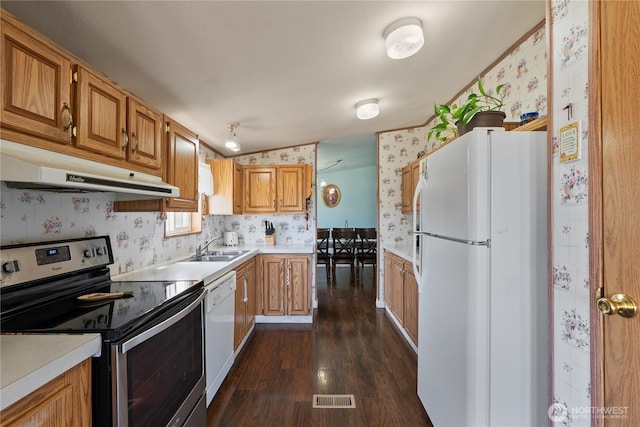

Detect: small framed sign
[559, 121, 581, 163]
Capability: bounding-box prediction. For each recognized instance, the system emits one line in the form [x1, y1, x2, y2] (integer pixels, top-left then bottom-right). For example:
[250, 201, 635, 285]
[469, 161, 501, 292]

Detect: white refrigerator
[412, 129, 548, 426]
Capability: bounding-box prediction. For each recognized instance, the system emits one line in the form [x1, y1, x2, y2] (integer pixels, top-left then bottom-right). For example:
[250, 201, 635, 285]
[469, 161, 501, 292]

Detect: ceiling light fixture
[383, 17, 424, 59]
[355, 99, 380, 120]
[225, 122, 241, 152]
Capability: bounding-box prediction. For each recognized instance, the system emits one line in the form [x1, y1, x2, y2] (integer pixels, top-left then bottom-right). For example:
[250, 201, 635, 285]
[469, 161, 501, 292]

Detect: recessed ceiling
[1, 1, 545, 155]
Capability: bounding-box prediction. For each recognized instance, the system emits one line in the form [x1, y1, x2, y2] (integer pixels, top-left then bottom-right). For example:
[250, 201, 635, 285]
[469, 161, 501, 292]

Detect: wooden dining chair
[331, 227, 356, 284]
[316, 228, 331, 283]
[355, 228, 377, 284]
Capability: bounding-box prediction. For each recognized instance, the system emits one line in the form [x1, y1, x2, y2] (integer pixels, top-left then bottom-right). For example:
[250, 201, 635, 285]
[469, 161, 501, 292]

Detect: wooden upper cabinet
[401, 160, 421, 214]
[245, 167, 277, 213]
[164, 117, 199, 211]
[74, 65, 128, 160]
[127, 98, 163, 171]
[401, 165, 412, 213]
[1, 16, 73, 146]
[277, 166, 305, 213]
[244, 165, 307, 214]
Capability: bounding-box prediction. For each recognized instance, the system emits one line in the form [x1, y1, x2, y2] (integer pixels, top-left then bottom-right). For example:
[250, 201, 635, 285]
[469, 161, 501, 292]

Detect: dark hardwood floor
[206, 265, 432, 426]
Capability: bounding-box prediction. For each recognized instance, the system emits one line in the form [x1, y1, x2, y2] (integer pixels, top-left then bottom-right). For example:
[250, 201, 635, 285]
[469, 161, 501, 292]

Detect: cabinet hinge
[71, 69, 78, 84]
[165, 123, 171, 133]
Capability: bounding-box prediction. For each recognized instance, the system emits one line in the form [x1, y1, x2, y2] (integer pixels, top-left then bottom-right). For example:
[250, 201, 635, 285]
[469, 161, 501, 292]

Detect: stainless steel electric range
[0, 236, 206, 426]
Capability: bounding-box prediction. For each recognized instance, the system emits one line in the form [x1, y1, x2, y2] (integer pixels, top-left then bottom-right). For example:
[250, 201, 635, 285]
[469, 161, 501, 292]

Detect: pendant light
[225, 122, 241, 152]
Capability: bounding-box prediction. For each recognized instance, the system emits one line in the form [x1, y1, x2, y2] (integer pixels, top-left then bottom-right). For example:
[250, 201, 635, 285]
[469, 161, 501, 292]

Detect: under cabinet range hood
[0, 140, 180, 200]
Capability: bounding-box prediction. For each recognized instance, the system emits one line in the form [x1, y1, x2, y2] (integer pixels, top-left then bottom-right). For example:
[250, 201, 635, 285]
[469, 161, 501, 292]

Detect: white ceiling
[2, 1, 545, 157]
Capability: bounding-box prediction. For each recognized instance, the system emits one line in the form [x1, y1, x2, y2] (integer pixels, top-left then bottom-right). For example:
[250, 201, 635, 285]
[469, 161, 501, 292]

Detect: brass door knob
[597, 294, 637, 318]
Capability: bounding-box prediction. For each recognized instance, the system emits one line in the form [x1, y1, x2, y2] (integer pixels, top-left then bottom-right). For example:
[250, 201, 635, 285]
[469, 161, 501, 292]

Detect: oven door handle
[119, 291, 205, 353]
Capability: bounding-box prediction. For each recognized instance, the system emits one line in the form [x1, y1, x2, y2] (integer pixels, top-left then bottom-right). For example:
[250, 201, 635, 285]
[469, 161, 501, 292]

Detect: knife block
[265, 234, 276, 246]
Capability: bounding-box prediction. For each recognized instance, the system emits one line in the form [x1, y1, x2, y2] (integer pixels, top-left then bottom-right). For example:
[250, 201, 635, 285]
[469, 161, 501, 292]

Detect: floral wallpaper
[377, 22, 548, 299]
[0, 145, 226, 277]
[224, 144, 316, 246]
[550, 0, 591, 425]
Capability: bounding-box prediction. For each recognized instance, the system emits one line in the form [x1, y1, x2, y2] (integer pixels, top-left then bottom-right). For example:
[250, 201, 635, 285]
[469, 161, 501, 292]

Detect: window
[164, 196, 203, 237]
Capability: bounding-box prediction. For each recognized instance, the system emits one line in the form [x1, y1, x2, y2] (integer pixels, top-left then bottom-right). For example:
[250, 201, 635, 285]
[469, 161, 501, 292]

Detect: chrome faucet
[196, 237, 220, 256]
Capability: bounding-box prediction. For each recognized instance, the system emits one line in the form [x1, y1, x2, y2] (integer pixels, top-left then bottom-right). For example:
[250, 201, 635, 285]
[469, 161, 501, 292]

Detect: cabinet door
[0, 358, 92, 426]
[401, 165, 412, 213]
[233, 162, 244, 214]
[1, 18, 72, 145]
[388, 254, 404, 323]
[403, 265, 419, 346]
[244, 167, 277, 213]
[75, 65, 128, 160]
[234, 265, 246, 350]
[164, 117, 199, 211]
[261, 255, 285, 315]
[245, 258, 256, 327]
[277, 166, 305, 213]
[286, 256, 309, 315]
[128, 98, 162, 171]
[384, 252, 394, 308]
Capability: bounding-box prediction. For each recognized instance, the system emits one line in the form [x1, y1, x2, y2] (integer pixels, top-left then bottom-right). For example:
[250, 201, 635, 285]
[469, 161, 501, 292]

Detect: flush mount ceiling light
[224, 122, 241, 152]
[355, 99, 379, 120]
[383, 17, 424, 59]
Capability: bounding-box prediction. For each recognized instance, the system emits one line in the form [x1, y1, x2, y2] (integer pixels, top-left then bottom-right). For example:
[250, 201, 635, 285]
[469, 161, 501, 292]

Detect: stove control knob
[2, 260, 20, 273]
[96, 247, 104, 256]
[84, 249, 94, 258]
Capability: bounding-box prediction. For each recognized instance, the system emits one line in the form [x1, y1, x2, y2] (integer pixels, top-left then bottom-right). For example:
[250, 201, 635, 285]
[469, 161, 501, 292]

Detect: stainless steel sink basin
[208, 249, 250, 256]
[185, 249, 250, 262]
[187, 255, 236, 262]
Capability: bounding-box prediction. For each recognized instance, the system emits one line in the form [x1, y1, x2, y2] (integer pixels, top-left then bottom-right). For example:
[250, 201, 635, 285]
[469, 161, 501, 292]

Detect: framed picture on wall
[321, 184, 341, 208]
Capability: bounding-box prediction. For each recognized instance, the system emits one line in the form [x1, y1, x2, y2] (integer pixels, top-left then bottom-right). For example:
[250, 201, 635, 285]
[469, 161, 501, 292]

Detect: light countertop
[113, 244, 314, 283]
[382, 243, 417, 263]
[1, 334, 102, 411]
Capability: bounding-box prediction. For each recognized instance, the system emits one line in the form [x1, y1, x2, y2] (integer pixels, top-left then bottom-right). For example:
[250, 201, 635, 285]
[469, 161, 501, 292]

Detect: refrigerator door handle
[419, 231, 491, 247]
[412, 161, 427, 293]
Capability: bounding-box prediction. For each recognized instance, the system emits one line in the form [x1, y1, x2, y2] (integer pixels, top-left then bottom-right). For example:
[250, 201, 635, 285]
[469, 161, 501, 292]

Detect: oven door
[112, 289, 206, 427]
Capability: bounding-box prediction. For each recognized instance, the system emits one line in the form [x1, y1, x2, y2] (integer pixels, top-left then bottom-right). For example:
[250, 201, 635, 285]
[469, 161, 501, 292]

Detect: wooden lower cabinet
[403, 268, 419, 346]
[0, 358, 92, 426]
[234, 257, 256, 350]
[259, 254, 310, 316]
[383, 250, 418, 347]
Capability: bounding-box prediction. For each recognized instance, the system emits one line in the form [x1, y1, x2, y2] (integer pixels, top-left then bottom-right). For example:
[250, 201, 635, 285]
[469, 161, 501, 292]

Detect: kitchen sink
[185, 249, 250, 262]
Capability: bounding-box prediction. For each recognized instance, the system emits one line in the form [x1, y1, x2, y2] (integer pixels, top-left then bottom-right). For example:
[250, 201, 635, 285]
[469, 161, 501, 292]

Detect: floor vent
[312, 394, 356, 408]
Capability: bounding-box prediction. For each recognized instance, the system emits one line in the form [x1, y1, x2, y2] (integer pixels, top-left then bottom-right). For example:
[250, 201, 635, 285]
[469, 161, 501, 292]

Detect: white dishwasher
[205, 270, 236, 406]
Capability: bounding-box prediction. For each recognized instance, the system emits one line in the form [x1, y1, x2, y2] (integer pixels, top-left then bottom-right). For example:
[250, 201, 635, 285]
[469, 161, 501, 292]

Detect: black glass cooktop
[1, 279, 203, 340]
